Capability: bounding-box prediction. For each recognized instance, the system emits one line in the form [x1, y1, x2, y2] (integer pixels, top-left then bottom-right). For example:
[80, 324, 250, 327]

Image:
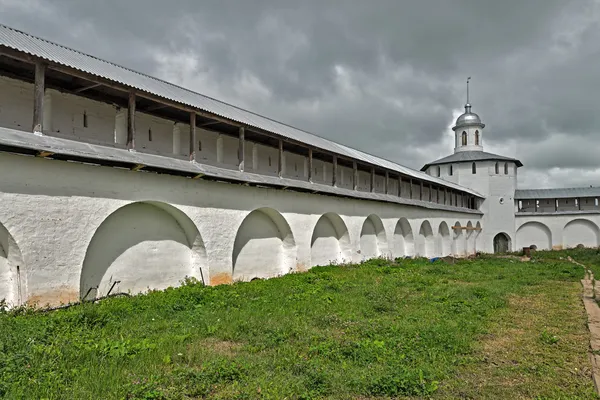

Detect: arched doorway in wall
[359, 214, 387, 261]
[437, 222, 452, 256]
[0, 223, 26, 307]
[233, 208, 296, 281]
[393, 218, 415, 258]
[493, 233, 511, 253]
[452, 221, 465, 256]
[310, 213, 352, 267]
[563, 219, 600, 248]
[516, 221, 552, 250]
[81, 202, 206, 300]
[417, 221, 435, 257]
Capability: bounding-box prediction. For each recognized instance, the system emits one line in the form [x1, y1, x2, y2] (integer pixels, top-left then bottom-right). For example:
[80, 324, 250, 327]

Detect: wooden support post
[189, 113, 196, 162]
[370, 167, 375, 193]
[555, 198, 558, 212]
[409, 179, 413, 199]
[444, 187, 448, 204]
[238, 127, 245, 171]
[384, 171, 389, 195]
[428, 184, 432, 202]
[534, 199, 538, 212]
[308, 148, 313, 183]
[420, 181, 423, 201]
[127, 91, 136, 150]
[33, 61, 46, 133]
[397, 176, 402, 197]
[578, 197, 581, 211]
[278, 139, 283, 178]
[352, 162, 357, 189]
[332, 155, 337, 187]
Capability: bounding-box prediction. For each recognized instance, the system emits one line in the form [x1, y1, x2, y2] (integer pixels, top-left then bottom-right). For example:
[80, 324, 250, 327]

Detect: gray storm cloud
[1, 0, 597, 188]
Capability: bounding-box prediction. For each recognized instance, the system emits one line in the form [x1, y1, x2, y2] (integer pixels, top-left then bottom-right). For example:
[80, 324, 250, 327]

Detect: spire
[465, 76, 472, 112]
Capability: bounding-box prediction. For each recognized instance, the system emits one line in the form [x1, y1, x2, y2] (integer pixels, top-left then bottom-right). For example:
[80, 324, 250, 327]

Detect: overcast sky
[2, 0, 599, 189]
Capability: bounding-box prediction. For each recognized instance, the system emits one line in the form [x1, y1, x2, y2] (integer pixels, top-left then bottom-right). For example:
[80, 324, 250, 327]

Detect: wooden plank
[189, 112, 196, 162]
[74, 82, 102, 93]
[352, 161, 358, 190]
[278, 139, 283, 178]
[238, 127, 245, 172]
[452, 226, 482, 231]
[332, 155, 337, 187]
[192, 173, 205, 179]
[384, 171, 389, 194]
[36, 150, 53, 158]
[131, 164, 145, 171]
[127, 91, 136, 150]
[33, 61, 45, 133]
[308, 148, 313, 183]
[370, 167, 375, 193]
[420, 181, 423, 201]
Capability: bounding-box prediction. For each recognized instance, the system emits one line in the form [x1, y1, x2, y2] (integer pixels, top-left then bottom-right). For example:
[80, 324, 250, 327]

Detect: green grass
[0, 252, 598, 399]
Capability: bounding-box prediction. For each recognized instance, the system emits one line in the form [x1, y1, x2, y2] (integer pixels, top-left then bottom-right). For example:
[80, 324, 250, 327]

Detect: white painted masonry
[0, 26, 597, 308]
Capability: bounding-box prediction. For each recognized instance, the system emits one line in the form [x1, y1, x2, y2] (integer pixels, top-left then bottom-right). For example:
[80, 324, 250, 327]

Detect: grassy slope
[0, 253, 598, 399]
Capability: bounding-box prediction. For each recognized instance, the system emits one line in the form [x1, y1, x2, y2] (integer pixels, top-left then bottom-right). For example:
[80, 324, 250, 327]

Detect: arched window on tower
[475, 130, 480, 145]
[495, 162, 499, 174]
[504, 162, 508, 175]
[472, 162, 476, 174]
[461, 131, 467, 146]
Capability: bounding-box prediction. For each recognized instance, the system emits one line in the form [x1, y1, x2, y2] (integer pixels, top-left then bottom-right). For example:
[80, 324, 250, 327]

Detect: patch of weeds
[540, 329, 560, 345]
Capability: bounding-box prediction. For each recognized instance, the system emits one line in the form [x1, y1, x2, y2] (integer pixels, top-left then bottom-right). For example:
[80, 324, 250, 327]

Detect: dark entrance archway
[493, 233, 511, 253]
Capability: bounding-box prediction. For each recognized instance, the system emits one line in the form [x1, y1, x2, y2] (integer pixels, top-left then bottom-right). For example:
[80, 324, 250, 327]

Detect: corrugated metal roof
[515, 187, 600, 199]
[421, 151, 523, 171]
[0, 23, 483, 198]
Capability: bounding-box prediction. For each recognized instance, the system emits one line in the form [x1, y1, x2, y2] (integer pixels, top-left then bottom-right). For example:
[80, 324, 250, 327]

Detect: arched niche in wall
[80, 202, 206, 300]
[0, 222, 26, 307]
[437, 221, 452, 256]
[417, 220, 435, 258]
[452, 221, 465, 256]
[466, 221, 476, 255]
[393, 217, 414, 258]
[359, 214, 387, 261]
[563, 219, 600, 249]
[233, 208, 296, 281]
[516, 221, 552, 250]
[310, 213, 352, 267]
[493, 232, 511, 253]
[474, 222, 482, 254]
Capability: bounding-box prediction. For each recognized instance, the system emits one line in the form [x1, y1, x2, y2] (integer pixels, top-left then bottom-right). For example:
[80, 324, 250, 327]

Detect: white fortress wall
[0, 150, 480, 307]
[515, 213, 600, 251]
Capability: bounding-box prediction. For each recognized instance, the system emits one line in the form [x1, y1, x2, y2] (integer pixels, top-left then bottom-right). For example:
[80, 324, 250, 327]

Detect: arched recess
[310, 213, 352, 267]
[493, 232, 511, 253]
[81, 202, 206, 300]
[466, 221, 475, 255]
[233, 208, 296, 281]
[516, 221, 552, 250]
[563, 219, 600, 248]
[0, 223, 26, 307]
[436, 221, 452, 256]
[417, 220, 435, 257]
[360, 214, 387, 261]
[474, 222, 482, 254]
[393, 218, 415, 257]
[452, 221, 466, 256]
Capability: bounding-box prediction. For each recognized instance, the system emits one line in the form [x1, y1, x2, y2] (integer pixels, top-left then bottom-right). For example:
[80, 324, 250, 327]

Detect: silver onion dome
[453, 104, 485, 131]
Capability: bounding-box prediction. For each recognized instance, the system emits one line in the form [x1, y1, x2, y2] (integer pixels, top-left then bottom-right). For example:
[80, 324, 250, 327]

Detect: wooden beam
[127, 91, 135, 150]
[308, 148, 313, 183]
[370, 167, 375, 193]
[332, 155, 337, 187]
[199, 120, 220, 127]
[277, 139, 283, 178]
[189, 112, 196, 162]
[192, 173, 205, 179]
[36, 150, 54, 158]
[384, 171, 389, 195]
[428, 184, 432, 202]
[74, 82, 102, 93]
[353, 161, 358, 190]
[238, 127, 245, 172]
[131, 164, 145, 171]
[409, 178, 413, 199]
[452, 226, 481, 231]
[420, 181, 423, 201]
[397, 176, 402, 197]
[33, 61, 45, 133]
[145, 103, 168, 112]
